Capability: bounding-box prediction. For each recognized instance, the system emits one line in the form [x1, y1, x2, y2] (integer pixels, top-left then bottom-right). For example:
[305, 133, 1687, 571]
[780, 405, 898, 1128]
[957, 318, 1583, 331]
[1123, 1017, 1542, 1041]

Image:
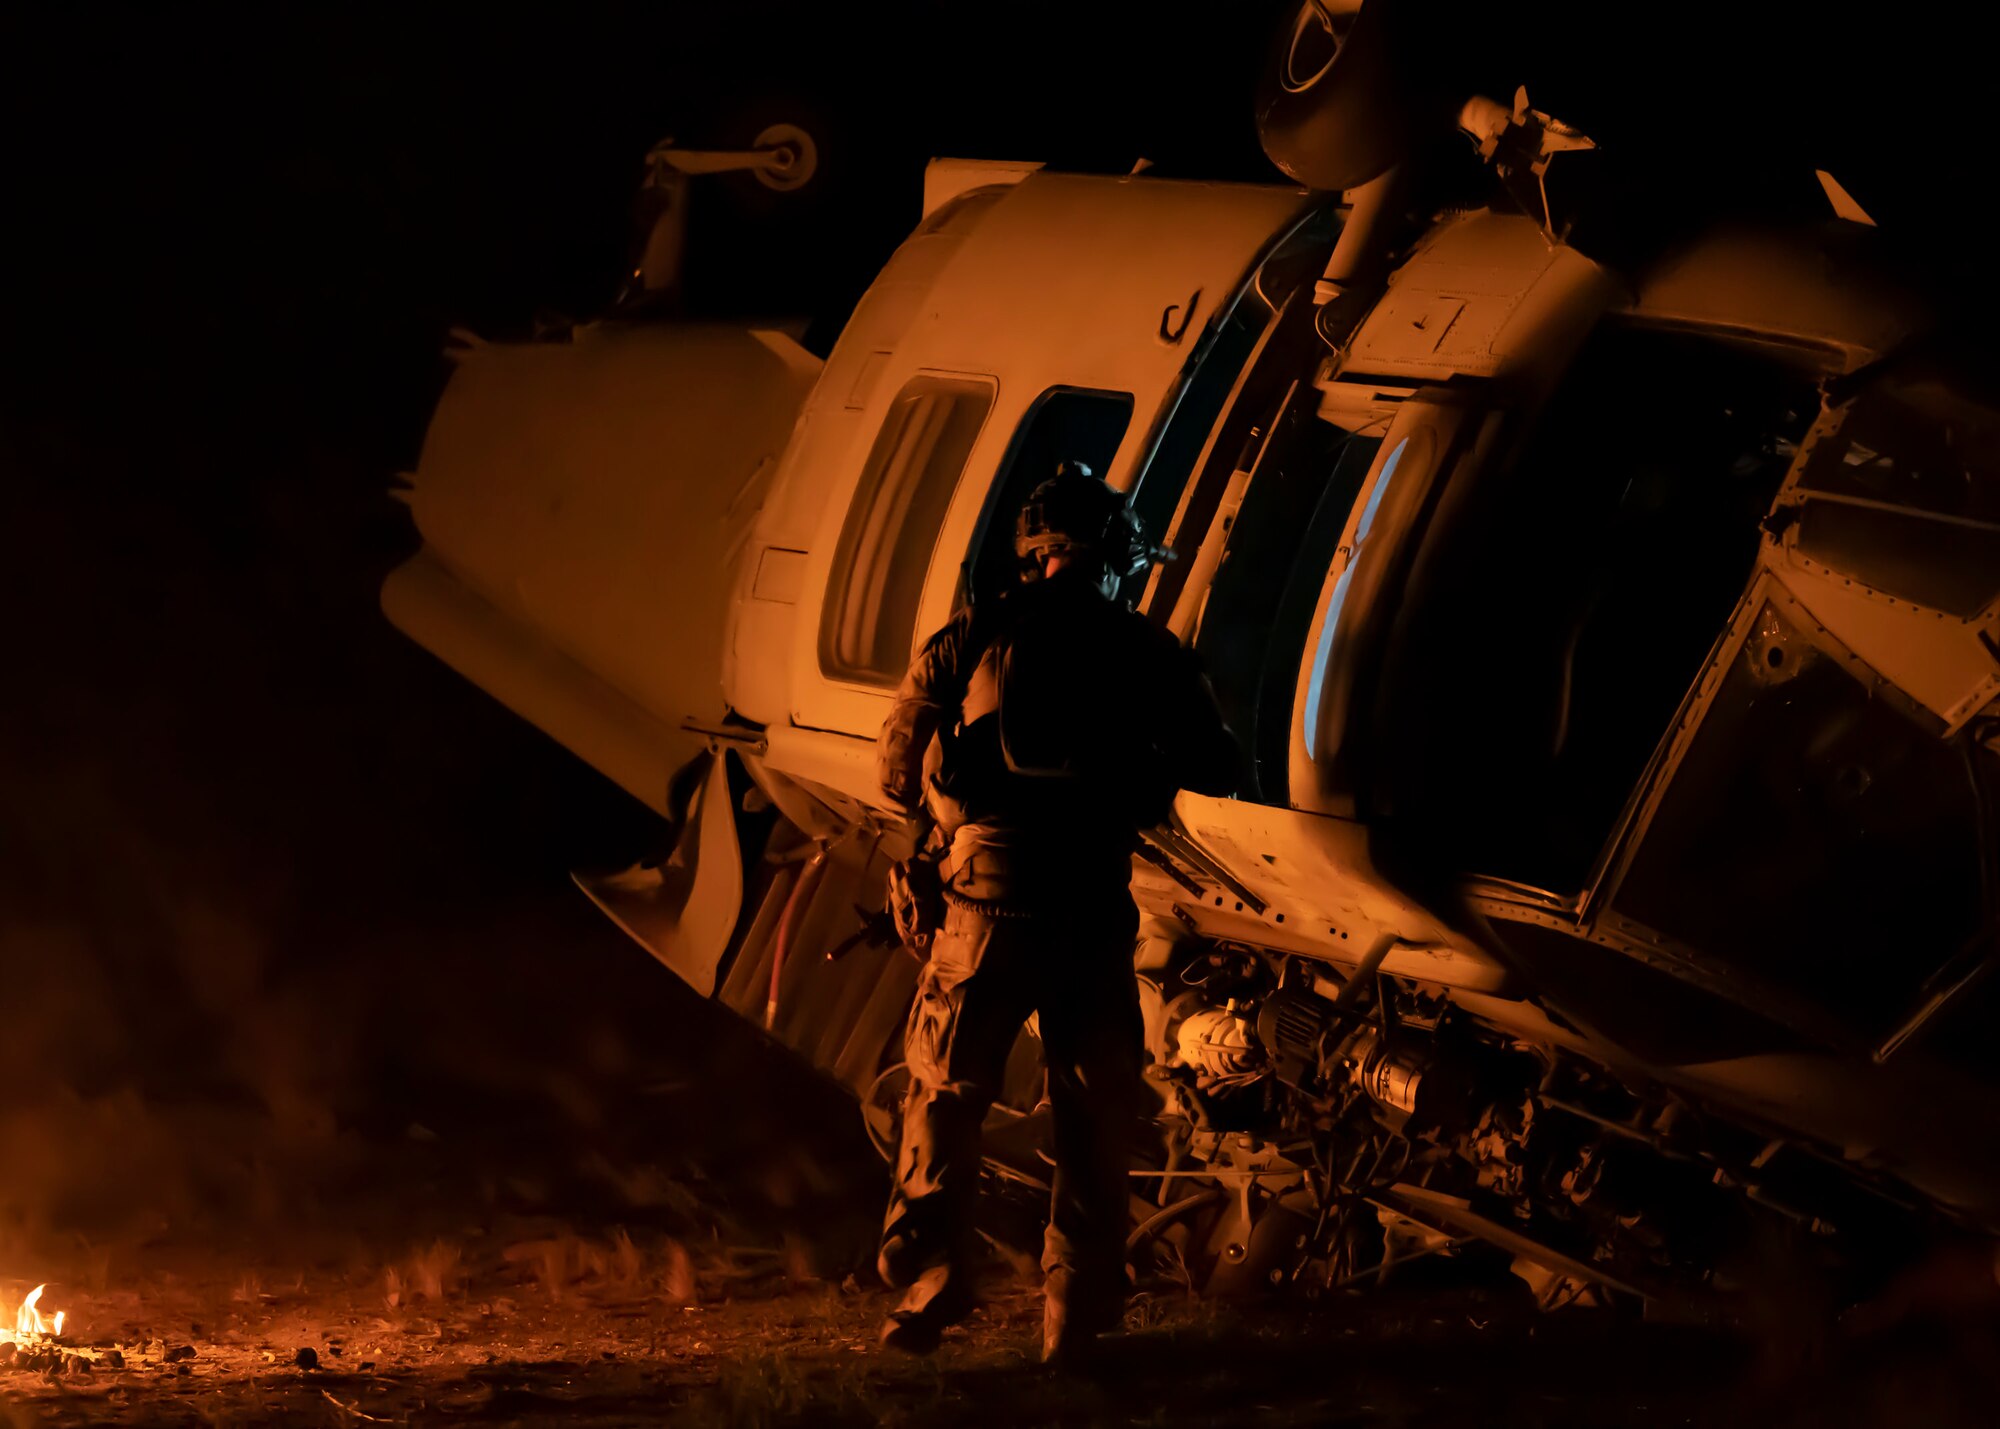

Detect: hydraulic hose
[1127, 1188, 1228, 1255]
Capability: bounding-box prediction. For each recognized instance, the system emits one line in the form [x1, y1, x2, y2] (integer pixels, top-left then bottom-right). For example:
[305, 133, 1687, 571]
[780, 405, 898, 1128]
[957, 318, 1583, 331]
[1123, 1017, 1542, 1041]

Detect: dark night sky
[0, 3, 1987, 1239]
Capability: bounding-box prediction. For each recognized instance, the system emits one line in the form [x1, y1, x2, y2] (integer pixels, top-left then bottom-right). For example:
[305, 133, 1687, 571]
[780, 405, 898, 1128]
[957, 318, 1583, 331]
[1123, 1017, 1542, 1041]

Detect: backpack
[990, 594, 1177, 822]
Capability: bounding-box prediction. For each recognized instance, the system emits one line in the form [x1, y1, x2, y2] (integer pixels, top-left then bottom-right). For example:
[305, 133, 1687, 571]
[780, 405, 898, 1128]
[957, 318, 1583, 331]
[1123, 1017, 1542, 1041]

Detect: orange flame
[10, 1283, 65, 1343]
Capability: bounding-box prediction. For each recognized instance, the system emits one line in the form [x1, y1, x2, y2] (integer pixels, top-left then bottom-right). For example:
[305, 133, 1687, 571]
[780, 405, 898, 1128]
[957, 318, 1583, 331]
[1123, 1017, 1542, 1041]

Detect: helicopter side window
[961, 387, 1133, 607]
[820, 375, 994, 687]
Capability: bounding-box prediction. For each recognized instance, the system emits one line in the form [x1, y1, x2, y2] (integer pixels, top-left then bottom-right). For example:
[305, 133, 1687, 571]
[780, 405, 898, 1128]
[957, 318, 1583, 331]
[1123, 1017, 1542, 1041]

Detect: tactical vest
[929, 577, 1174, 841]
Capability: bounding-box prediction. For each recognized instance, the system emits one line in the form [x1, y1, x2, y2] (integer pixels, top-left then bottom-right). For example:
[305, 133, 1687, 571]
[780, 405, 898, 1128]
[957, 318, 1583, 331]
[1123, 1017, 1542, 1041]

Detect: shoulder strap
[954, 593, 1015, 729]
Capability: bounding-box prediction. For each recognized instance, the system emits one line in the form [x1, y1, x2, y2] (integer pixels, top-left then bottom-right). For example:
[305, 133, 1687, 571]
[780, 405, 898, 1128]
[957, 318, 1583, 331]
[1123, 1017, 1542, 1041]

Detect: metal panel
[394, 322, 819, 798]
[1341, 211, 1618, 382]
[1623, 226, 1925, 365]
[572, 753, 745, 994]
[921, 157, 1043, 218]
[1159, 793, 1507, 993]
[381, 549, 688, 814]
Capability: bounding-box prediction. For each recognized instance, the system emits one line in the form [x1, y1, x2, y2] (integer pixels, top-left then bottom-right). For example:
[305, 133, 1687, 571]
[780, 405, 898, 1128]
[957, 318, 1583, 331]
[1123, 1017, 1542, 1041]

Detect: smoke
[0, 467, 872, 1265]
[0, 710, 352, 1247]
[0, 377, 675, 1257]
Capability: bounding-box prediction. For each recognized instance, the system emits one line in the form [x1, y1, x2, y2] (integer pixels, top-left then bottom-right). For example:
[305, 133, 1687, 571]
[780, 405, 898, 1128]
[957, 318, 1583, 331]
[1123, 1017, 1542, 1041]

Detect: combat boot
[1040, 1269, 1123, 1368]
[878, 1266, 977, 1356]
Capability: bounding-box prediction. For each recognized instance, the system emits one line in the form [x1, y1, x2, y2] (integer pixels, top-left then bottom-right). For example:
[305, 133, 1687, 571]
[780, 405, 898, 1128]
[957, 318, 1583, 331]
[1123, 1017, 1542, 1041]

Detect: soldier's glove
[885, 855, 945, 960]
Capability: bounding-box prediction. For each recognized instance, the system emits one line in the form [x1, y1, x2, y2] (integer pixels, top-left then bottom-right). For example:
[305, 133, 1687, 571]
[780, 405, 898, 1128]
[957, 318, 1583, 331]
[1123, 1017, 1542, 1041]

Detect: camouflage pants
[878, 893, 1141, 1315]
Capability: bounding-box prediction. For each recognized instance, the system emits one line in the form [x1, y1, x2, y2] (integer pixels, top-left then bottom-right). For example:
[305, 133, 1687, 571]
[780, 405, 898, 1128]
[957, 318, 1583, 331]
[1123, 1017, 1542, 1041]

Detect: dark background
[0, 3, 1986, 1248]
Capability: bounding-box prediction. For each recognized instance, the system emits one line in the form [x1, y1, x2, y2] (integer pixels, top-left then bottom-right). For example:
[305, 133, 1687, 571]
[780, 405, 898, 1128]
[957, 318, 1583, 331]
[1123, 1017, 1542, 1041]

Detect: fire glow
[9, 1284, 65, 1345]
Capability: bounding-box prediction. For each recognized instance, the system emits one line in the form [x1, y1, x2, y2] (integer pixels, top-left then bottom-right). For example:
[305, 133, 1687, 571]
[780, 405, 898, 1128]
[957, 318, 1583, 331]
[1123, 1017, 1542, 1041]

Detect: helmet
[1013, 460, 1160, 581]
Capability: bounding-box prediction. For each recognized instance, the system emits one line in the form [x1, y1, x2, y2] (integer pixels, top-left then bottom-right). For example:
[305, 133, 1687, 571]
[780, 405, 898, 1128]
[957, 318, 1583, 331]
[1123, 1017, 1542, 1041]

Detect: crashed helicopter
[384, 1, 2000, 1314]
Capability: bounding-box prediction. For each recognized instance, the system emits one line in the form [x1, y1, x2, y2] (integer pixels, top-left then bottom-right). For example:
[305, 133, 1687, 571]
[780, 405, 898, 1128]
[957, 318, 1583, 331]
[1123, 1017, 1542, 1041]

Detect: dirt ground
[7, 1224, 1998, 1428]
[0, 1249, 1710, 1429]
[2, 896, 1993, 1429]
[1, 859, 1992, 1429]
[3, 949, 1996, 1429]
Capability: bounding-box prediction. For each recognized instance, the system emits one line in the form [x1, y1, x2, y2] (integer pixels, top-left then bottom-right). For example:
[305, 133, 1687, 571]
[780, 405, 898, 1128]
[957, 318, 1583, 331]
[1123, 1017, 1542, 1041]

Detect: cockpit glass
[1303, 437, 1404, 762]
[1611, 599, 1988, 1037]
[1791, 375, 2000, 616]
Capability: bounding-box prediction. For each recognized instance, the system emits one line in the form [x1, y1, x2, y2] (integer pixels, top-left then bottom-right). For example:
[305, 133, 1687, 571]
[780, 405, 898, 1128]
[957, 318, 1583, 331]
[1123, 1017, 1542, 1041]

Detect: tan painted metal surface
[1340, 210, 1617, 382]
[573, 752, 744, 991]
[382, 549, 688, 815]
[385, 322, 820, 811]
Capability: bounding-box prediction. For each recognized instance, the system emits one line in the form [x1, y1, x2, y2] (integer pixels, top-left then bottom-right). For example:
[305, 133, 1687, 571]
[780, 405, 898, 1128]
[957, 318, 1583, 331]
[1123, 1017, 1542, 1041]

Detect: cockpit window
[1788, 374, 2000, 616]
[820, 375, 993, 686]
[1610, 598, 1988, 1037]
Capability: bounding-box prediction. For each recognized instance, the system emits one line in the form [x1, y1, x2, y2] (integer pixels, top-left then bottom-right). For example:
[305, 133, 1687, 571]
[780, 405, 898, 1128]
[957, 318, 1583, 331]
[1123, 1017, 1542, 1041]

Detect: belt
[940, 886, 1041, 919]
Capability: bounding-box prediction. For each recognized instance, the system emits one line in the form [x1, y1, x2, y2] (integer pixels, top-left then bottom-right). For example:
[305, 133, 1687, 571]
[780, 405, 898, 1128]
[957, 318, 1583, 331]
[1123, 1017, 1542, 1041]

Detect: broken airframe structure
[384, 0, 2000, 1312]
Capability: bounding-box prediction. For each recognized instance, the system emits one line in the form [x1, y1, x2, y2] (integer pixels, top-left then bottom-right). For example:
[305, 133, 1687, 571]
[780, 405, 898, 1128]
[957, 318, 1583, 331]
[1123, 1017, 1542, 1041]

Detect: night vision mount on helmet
[1013, 461, 1169, 582]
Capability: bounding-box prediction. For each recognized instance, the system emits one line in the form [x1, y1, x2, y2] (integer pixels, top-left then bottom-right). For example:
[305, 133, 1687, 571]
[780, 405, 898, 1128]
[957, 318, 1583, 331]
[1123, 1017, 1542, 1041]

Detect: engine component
[1344, 1032, 1440, 1120]
[1356, 1035, 1426, 1115]
[1176, 1001, 1264, 1077]
[1256, 983, 1340, 1086]
[1465, 1097, 1534, 1201]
